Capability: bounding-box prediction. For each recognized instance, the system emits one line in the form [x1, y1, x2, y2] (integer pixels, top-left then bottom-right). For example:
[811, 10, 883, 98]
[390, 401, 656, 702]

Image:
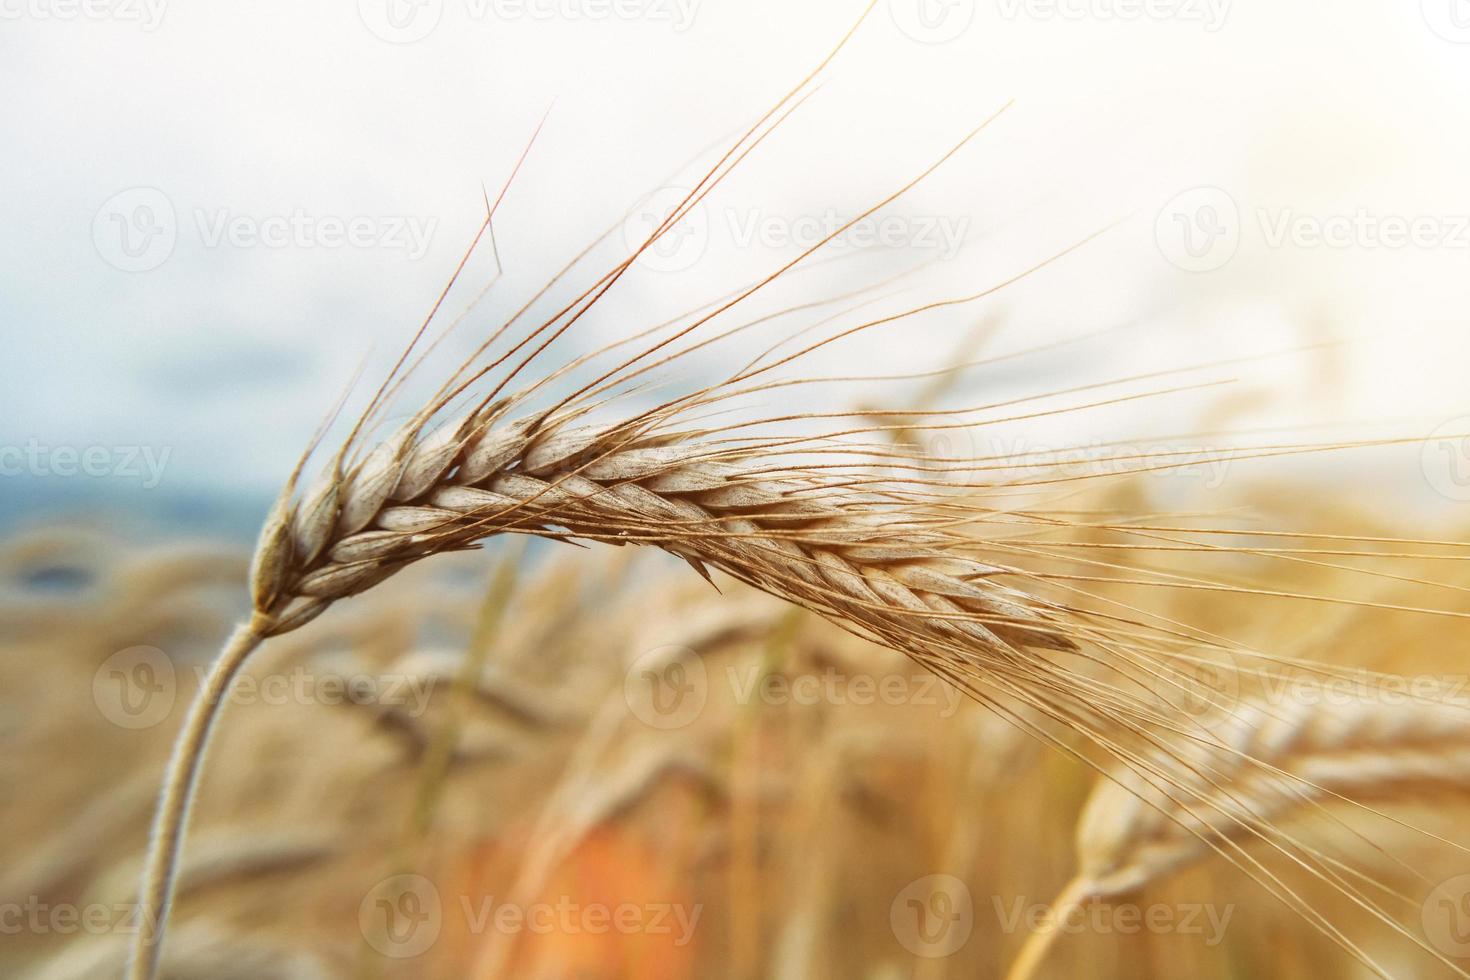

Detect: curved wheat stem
[130, 621, 263, 980]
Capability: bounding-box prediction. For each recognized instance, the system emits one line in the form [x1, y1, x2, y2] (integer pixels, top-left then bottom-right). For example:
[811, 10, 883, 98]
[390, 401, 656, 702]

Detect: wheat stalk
[1005, 694, 1470, 980]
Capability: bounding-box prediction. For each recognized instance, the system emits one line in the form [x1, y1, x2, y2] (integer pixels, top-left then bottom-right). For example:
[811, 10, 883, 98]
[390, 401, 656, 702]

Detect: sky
[4, 0, 1470, 532]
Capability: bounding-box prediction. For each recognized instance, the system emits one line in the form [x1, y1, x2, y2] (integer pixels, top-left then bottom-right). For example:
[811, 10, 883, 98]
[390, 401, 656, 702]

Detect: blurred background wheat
[5, 475, 1470, 978]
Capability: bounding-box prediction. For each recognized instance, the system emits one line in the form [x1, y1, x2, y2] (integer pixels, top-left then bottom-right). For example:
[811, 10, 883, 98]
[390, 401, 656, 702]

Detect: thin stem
[127, 618, 267, 980]
[1004, 877, 1089, 980]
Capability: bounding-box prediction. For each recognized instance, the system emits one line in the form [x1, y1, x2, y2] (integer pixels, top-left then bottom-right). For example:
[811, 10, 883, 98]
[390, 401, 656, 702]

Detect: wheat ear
[1005, 694, 1470, 980]
[123, 5, 1100, 975]
[1077, 695, 1470, 898]
[128, 195, 1079, 980]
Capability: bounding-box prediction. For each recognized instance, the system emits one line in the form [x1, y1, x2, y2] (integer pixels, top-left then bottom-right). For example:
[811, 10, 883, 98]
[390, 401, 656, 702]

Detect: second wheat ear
[1005, 694, 1470, 980]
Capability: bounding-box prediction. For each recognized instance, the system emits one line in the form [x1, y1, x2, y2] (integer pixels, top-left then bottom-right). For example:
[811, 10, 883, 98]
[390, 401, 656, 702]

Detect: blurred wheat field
[4, 466, 1468, 980]
[8, 0, 1470, 976]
